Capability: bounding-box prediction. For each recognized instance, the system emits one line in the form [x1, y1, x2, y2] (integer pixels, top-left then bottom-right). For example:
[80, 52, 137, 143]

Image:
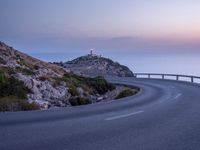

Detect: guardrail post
[148, 74, 150, 78]
[176, 75, 179, 81]
[191, 76, 194, 83]
[162, 74, 164, 79]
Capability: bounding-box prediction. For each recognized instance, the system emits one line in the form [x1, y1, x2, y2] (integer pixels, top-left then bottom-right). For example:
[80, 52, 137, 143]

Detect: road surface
[1, 78, 200, 150]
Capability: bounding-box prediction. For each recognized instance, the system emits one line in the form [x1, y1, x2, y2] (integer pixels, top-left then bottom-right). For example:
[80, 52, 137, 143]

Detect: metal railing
[134, 73, 200, 84]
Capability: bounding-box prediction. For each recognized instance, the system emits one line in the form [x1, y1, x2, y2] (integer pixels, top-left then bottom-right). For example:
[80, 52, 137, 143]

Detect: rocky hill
[0, 41, 116, 111]
[54, 54, 134, 77]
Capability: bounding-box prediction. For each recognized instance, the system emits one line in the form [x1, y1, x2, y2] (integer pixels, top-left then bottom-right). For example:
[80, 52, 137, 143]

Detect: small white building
[88, 49, 101, 57]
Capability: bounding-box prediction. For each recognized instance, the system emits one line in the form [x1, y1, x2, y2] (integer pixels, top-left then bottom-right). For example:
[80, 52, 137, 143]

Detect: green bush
[68, 74, 115, 94]
[18, 58, 34, 69]
[0, 96, 39, 112]
[0, 70, 38, 111]
[21, 102, 40, 111]
[55, 74, 115, 95]
[0, 75, 30, 99]
[21, 68, 35, 75]
[53, 73, 72, 85]
[87, 76, 115, 94]
[68, 86, 79, 96]
[15, 67, 35, 75]
[69, 97, 91, 106]
[115, 89, 137, 100]
[0, 67, 15, 75]
[0, 70, 6, 84]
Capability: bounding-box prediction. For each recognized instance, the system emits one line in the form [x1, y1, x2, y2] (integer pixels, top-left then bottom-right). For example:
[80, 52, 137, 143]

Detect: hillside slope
[0, 41, 115, 111]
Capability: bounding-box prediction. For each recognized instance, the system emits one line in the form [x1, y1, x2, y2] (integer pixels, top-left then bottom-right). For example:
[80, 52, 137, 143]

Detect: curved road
[1, 78, 200, 150]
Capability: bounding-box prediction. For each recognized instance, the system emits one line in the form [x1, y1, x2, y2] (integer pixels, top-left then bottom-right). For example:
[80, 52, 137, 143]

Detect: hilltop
[54, 52, 134, 77]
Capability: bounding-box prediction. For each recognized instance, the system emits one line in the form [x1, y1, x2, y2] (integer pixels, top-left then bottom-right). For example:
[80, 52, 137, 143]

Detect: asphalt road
[1, 78, 200, 150]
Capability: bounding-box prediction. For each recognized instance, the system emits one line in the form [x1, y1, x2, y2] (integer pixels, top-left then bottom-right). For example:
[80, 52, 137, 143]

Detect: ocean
[30, 52, 200, 77]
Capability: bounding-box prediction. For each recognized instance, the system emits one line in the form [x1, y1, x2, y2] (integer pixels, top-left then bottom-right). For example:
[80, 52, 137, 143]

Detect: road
[1, 78, 200, 150]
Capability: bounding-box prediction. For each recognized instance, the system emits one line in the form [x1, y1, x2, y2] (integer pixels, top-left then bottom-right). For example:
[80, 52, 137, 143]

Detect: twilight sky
[0, 0, 200, 54]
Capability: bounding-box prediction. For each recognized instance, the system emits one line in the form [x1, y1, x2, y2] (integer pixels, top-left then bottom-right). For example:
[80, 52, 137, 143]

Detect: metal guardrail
[134, 73, 200, 83]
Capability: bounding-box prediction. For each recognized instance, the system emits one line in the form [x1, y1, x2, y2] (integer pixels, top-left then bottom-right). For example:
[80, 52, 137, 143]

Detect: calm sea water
[30, 52, 200, 77]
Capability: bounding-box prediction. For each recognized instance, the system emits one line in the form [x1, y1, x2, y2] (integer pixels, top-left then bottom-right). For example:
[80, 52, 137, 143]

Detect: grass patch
[85, 76, 115, 95]
[69, 97, 91, 106]
[115, 89, 138, 100]
[0, 96, 40, 112]
[15, 67, 35, 75]
[68, 85, 80, 96]
[18, 58, 34, 69]
[0, 70, 30, 99]
[0, 69, 39, 111]
[54, 73, 115, 95]
[0, 67, 15, 75]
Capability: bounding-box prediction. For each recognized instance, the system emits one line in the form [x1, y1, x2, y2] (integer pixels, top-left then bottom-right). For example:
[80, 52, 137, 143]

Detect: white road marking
[105, 111, 144, 121]
[160, 93, 182, 103]
[174, 93, 181, 99]
[168, 86, 176, 89]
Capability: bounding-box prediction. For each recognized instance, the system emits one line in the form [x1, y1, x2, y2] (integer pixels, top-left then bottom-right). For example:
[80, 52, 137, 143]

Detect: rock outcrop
[54, 54, 134, 77]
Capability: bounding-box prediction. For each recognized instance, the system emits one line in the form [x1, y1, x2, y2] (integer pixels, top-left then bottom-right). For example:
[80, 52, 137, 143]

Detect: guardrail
[134, 73, 200, 83]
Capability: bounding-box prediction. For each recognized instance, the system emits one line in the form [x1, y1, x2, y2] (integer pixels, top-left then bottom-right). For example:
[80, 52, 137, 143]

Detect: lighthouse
[89, 49, 97, 56]
[88, 49, 100, 57]
[90, 49, 94, 55]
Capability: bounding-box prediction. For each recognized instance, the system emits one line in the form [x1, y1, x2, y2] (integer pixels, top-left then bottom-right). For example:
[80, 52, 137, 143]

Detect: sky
[0, 0, 200, 55]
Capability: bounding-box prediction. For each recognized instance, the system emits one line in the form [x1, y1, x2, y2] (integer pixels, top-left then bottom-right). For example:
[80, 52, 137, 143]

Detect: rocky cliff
[54, 54, 134, 77]
[0, 42, 115, 111]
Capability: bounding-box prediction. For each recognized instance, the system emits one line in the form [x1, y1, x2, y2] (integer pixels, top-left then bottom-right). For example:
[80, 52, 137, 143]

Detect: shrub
[0, 70, 37, 111]
[21, 102, 40, 111]
[39, 76, 51, 81]
[69, 97, 91, 106]
[21, 68, 35, 75]
[68, 86, 79, 96]
[34, 65, 40, 70]
[82, 76, 115, 94]
[54, 74, 115, 95]
[0, 75, 30, 99]
[0, 70, 6, 84]
[115, 89, 137, 100]
[18, 58, 34, 69]
[0, 96, 39, 112]
[0, 67, 15, 75]
[53, 73, 71, 84]
[15, 67, 35, 75]
[0, 57, 6, 64]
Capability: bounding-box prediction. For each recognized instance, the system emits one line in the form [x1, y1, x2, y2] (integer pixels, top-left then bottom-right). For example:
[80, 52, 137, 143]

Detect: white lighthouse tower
[89, 49, 97, 57]
[88, 48, 101, 57]
[90, 49, 94, 55]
